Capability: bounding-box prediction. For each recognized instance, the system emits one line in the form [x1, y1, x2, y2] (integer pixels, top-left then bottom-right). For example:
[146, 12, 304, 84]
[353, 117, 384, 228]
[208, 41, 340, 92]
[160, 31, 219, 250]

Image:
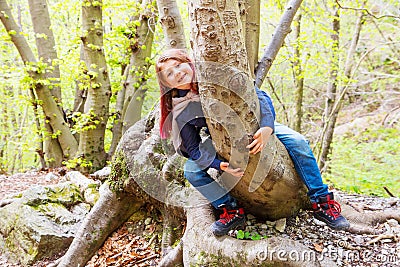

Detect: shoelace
[322, 199, 342, 219]
[218, 208, 238, 225]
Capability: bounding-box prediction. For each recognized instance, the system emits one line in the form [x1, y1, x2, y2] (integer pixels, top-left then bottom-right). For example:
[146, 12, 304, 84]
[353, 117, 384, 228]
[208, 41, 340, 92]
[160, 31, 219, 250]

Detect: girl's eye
[176, 64, 181, 68]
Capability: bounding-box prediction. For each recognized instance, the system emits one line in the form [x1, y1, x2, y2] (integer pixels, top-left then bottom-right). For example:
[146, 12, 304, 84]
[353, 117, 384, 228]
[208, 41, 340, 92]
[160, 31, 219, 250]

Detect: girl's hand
[246, 127, 273, 154]
[220, 162, 244, 178]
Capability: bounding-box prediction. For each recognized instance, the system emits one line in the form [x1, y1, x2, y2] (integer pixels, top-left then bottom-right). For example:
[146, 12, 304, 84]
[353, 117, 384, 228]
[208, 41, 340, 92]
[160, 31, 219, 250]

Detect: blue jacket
[174, 87, 275, 171]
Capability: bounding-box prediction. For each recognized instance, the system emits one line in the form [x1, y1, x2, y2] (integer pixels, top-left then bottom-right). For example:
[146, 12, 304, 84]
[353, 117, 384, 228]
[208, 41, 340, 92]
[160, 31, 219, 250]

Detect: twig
[383, 186, 395, 197]
[0, 199, 15, 207]
[366, 234, 397, 245]
[335, 0, 400, 19]
[143, 234, 157, 250]
[132, 254, 158, 264]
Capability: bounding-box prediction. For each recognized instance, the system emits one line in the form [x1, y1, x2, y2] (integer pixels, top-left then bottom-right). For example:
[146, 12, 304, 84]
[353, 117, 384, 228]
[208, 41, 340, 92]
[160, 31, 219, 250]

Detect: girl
[155, 49, 349, 236]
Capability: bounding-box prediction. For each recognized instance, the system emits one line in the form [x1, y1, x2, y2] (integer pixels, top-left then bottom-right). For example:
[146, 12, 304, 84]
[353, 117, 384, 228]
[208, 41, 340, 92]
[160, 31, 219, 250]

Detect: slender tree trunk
[109, 0, 157, 157]
[255, 0, 303, 88]
[317, 6, 365, 171]
[121, 1, 157, 132]
[78, 0, 111, 172]
[189, 0, 308, 219]
[157, 0, 187, 49]
[318, 7, 340, 171]
[245, 0, 260, 78]
[292, 13, 304, 132]
[29, 89, 47, 169]
[0, 0, 78, 161]
[28, 0, 64, 166]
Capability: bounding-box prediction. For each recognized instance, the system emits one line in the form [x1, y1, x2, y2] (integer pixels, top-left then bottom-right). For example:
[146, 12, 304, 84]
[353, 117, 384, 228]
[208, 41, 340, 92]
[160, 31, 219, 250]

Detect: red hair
[155, 49, 198, 139]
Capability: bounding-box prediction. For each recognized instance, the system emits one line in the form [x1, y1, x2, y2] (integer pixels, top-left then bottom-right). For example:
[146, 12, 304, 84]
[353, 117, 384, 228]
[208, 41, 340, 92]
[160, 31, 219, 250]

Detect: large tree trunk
[188, 0, 308, 219]
[78, 0, 111, 172]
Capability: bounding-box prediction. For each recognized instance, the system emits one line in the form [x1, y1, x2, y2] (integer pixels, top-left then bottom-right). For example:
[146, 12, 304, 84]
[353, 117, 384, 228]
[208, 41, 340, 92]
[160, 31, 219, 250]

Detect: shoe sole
[314, 215, 350, 230]
[211, 217, 246, 236]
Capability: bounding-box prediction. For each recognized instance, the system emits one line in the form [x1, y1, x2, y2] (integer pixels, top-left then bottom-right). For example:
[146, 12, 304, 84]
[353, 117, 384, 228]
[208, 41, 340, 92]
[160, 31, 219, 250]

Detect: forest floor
[0, 170, 399, 267]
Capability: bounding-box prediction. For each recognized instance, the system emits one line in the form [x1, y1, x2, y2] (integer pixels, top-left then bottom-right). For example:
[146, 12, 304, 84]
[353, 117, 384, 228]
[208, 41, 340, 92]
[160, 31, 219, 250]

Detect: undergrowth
[324, 127, 400, 197]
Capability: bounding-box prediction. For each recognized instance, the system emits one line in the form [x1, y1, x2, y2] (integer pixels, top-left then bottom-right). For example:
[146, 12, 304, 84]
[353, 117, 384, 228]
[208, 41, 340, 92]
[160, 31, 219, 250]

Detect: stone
[0, 180, 99, 265]
[275, 218, 286, 233]
[90, 166, 111, 181]
[45, 172, 59, 182]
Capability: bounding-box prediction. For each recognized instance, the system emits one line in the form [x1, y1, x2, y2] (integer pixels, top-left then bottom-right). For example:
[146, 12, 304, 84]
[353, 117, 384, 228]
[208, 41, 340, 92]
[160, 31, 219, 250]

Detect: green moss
[107, 150, 130, 192]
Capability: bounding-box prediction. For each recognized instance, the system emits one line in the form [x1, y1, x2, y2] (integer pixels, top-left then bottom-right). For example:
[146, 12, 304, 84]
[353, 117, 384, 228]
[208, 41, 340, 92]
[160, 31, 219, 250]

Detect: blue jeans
[183, 123, 329, 208]
[274, 123, 329, 202]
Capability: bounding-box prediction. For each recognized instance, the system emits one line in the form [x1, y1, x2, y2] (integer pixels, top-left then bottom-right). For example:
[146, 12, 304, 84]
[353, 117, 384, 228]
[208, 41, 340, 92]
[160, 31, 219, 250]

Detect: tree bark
[78, 0, 111, 172]
[157, 0, 187, 49]
[188, 0, 308, 219]
[317, 6, 365, 171]
[292, 13, 304, 133]
[317, 8, 340, 171]
[57, 183, 141, 267]
[109, 0, 157, 157]
[245, 0, 261, 78]
[255, 0, 303, 88]
[28, 0, 64, 166]
[0, 0, 78, 161]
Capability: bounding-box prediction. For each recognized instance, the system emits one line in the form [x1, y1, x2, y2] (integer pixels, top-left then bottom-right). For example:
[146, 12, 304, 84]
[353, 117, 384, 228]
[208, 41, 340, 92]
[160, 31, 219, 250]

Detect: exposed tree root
[181, 205, 337, 267]
[158, 241, 184, 267]
[341, 201, 400, 234]
[57, 183, 141, 267]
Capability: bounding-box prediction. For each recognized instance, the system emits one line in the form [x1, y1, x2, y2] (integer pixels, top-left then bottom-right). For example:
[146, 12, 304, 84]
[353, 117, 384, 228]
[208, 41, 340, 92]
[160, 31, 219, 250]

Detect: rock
[90, 166, 111, 180]
[275, 218, 286, 233]
[145, 217, 152, 225]
[387, 219, 399, 227]
[0, 180, 98, 265]
[44, 172, 59, 182]
[246, 214, 256, 220]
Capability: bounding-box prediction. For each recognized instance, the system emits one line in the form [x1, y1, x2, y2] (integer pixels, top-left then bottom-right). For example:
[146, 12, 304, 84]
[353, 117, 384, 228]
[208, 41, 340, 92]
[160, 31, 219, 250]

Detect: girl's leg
[274, 122, 329, 203]
[184, 159, 237, 208]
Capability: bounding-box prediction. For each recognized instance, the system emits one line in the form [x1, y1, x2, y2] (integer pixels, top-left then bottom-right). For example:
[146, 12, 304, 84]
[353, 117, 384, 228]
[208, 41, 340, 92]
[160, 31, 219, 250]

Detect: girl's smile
[159, 59, 194, 90]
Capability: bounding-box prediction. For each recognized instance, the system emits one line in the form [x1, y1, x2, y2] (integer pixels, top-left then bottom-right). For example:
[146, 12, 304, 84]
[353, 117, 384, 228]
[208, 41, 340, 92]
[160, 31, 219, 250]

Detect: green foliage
[235, 230, 267, 241]
[70, 110, 100, 134]
[324, 127, 400, 197]
[62, 157, 93, 169]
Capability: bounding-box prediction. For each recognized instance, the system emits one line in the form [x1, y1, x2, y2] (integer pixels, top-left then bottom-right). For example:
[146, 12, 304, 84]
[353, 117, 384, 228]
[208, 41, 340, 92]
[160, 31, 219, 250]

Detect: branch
[335, 0, 400, 19]
[255, 0, 303, 88]
[0, 0, 36, 63]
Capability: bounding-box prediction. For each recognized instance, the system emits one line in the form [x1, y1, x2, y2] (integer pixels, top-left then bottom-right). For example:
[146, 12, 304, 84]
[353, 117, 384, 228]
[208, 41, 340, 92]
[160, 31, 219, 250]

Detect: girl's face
[159, 59, 193, 90]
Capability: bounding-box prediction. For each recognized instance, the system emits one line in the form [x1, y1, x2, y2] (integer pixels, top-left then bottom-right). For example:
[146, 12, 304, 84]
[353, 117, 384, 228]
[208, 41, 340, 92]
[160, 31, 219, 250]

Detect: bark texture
[255, 0, 303, 88]
[109, 0, 157, 157]
[57, 183, 141, 267]
[79, 0, 111, 172]
[28, 0, 64, 166]
[292, 13, 304, 133]
[188, 0, 308, 219]
[0, 0, 78, 160]
[157, 0, 187, 49]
